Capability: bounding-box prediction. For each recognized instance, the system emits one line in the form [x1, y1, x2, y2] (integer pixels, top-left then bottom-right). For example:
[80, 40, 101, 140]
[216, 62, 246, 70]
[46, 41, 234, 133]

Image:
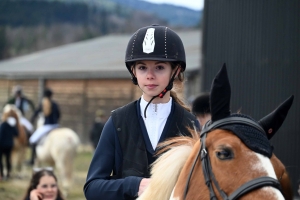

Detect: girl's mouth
[146, 84, 157, 89]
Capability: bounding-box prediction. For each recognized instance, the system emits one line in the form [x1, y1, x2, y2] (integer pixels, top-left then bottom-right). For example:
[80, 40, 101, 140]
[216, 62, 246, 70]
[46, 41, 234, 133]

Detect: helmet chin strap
[144, 67, 180, 118]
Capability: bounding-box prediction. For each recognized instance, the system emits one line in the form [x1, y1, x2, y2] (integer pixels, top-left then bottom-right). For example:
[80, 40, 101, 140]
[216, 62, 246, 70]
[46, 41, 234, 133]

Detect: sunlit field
[0, 145, 93, 200]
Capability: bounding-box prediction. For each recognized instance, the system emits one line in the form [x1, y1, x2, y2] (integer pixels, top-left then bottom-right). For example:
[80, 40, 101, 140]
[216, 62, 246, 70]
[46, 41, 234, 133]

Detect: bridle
[183, 117, 282, 200]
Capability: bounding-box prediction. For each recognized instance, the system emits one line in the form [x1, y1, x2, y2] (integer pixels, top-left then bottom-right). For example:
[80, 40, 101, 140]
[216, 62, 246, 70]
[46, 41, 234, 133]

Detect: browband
[200, 116, 266, 137]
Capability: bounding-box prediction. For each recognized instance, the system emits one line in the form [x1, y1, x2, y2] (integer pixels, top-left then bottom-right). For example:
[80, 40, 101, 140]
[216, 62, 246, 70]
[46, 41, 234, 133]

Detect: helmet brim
[126, 58, 186, 72]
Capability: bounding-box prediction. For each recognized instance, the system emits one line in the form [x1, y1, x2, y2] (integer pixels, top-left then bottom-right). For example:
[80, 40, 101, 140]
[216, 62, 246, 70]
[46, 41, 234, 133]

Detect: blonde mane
[138, 130, 199, 200]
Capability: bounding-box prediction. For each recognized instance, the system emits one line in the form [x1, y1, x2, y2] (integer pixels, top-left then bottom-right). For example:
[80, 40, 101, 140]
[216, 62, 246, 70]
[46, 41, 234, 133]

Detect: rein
[183, 117, 282, 200]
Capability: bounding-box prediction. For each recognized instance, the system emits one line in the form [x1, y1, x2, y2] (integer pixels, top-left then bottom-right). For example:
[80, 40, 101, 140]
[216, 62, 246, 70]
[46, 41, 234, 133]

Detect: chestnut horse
[2, 104, 28, 178]
[138, 65, 293, 200]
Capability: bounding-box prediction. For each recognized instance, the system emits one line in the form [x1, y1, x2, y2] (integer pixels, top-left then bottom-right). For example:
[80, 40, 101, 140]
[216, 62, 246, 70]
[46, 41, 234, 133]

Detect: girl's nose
[47, 186, 55, 192]
[146, 69, 155, 79]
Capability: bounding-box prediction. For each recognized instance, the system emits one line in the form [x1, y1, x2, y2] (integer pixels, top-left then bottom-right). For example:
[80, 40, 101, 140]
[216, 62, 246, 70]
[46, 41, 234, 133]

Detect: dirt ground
[0, 145, 93, 200]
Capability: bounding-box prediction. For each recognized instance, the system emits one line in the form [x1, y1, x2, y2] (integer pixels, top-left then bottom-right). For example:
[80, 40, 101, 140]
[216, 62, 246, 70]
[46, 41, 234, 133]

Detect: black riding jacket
[84, 98, 199, 200]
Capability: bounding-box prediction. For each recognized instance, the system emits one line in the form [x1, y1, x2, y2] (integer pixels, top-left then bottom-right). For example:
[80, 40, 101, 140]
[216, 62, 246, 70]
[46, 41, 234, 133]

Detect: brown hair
[23, 169, 64, 200]
[169, 62, 190, 112]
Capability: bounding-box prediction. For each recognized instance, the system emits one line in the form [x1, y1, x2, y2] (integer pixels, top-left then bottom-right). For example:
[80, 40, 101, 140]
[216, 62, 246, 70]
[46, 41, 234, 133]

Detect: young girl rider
[84, 24, 200, 200]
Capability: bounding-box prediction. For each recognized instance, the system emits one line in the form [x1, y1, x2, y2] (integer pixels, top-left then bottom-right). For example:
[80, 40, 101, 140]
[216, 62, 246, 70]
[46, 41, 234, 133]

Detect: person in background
[7, 85, 35, 116]
[84, 24, 200, 200]
[191, 92, 211, 128]
[23, 168, 64, 200]
[89, 109, 107, 150]
[28, 88, 61, 165]
[6, 85, 35, 138]
[0, 109, 19, 180]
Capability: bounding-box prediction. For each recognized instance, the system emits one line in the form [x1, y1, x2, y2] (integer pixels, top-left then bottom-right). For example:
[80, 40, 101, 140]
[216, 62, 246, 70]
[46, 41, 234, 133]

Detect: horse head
[138, 64, 293, 200]
[3, 104, 22, 121]
[180, 64, 293, 200]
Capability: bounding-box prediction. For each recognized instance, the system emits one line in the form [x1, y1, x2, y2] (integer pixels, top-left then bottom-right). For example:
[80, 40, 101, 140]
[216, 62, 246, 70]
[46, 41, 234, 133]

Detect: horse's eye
[216, 149, 233, 160]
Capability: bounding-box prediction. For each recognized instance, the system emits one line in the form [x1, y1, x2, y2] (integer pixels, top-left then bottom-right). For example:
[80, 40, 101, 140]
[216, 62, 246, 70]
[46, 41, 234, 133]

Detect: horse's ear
[258, 95, 294, 139]
[210, 63, 231, 122]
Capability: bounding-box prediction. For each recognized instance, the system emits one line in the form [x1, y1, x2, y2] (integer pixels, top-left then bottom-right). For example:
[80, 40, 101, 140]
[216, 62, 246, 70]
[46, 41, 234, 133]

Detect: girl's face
[36, 175, 58, 200]
[134, 60, 177, 103]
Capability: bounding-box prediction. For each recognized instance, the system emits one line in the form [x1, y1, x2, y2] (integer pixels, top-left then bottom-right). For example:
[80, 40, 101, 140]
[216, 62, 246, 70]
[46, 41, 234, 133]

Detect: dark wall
[201, 0, 300, 196]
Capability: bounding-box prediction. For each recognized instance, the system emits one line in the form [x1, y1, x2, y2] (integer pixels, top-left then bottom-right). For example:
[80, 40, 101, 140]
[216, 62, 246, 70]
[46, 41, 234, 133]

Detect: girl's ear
[131, 65, 136, 76]
[130, 63, 138, 85]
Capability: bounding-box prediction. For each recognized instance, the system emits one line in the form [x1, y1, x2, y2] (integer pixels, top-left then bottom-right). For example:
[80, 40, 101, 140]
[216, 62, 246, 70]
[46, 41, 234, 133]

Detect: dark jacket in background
[31, 100, 60, 125]
[90, 121, 105, 149]
[7, 96, 35, 115]
[0, 122, 18, 148]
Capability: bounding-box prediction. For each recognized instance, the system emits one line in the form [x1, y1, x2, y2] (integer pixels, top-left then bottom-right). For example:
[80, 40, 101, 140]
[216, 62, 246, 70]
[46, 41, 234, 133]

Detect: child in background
[23, 168, 64, 200]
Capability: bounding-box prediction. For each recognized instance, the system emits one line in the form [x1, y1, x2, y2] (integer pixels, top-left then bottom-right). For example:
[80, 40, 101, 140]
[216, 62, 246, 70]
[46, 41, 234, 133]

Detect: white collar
[140, 96, 172, 119]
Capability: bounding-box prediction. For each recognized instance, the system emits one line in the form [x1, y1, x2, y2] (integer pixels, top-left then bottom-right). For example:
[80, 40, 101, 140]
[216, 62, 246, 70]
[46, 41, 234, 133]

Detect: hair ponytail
[170, 90, 190, 112]
[169, 62, 191, 112]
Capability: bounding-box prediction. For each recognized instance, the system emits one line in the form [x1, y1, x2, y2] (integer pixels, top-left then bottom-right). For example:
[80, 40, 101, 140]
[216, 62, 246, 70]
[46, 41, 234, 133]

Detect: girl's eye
[137, 65, 146, 70]
[156, 65, 165, 70]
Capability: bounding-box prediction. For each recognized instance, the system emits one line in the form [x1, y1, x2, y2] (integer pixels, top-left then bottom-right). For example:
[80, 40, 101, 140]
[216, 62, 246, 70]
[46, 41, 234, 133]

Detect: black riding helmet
[125, 25, 186, 117]
[125, 24, 186, 84]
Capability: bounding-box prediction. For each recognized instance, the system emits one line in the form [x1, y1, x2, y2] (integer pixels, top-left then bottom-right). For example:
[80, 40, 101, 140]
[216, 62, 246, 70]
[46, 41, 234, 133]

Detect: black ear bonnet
[201, 64, 294, 158]
[220, 114, 273, 158]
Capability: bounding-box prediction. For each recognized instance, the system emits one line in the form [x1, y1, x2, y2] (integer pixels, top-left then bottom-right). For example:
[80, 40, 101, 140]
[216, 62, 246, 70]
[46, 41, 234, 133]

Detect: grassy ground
[0, 145, 93, 200]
